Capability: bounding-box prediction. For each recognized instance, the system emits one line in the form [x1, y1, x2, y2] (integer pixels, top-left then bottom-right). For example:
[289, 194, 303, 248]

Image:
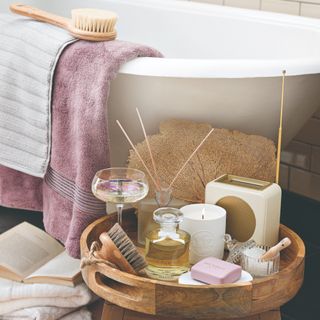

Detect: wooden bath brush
[96, 223, 147, 274]
[10, 3, 118, 41]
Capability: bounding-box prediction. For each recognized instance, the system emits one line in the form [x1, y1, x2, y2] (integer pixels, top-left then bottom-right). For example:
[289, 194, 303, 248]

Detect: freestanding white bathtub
[2, 0, 320, 165]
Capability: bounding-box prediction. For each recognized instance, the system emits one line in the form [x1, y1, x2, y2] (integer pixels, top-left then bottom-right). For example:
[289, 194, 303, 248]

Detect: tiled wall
[191, 0, 320, 201]
[281, 114, 320, 201]
[192, 0, 320, 17]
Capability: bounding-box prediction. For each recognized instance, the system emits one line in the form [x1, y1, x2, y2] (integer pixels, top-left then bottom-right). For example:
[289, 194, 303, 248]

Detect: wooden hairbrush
[96, 223, 147, 274]
[10, 3, 118, 41]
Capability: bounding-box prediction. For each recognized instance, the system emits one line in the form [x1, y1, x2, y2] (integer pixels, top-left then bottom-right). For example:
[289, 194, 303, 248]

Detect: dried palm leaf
[128, 119, 276, 203]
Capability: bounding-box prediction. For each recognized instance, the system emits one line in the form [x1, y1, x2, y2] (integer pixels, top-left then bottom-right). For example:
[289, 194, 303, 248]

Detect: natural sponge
[128, 119, 276, 203]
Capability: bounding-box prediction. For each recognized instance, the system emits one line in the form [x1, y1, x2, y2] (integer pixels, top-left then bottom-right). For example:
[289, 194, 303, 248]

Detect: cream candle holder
[180, 204, 226, 264]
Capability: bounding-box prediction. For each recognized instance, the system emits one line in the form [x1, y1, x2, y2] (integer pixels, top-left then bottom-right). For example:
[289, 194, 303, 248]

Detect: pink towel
[0, 40, 161, 257]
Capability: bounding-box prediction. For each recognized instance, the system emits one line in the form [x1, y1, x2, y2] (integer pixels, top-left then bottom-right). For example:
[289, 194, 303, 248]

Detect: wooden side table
[102, 302, 281, 320]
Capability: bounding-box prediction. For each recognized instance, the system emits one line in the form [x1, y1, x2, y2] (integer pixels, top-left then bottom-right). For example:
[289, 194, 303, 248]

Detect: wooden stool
[102, 302, 281, 320]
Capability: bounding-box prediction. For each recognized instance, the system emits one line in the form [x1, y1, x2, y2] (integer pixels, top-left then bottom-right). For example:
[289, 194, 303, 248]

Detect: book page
[0, 222, 64, 278]
[26, 251, 80, 281]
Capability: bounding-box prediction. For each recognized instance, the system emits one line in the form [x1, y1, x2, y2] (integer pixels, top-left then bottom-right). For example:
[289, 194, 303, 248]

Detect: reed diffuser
[117, 109, 214, 245]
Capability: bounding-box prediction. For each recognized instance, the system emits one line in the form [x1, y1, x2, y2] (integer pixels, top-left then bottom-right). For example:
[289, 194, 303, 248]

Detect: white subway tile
[281, 141, 311, 170]
[311, 146, 320, 174]
[295, 118, 320, 146]
[301, 0, 320, 6]
[192, 0, 224, 4]
[261, 0, 299, 15]
[301, 3, 320, 18]
[279, 164, 290, 189]
[289, 168, 320, 201]
[224, 0, 260, 10]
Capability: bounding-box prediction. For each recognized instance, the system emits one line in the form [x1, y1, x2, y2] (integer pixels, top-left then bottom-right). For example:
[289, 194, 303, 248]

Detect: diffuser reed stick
[169, 128, 214, 188]
[136, 108, 161, 190]
[276, 70, 286, 184]
[116, 120, 159, 189]
[118, 117, 214, 191]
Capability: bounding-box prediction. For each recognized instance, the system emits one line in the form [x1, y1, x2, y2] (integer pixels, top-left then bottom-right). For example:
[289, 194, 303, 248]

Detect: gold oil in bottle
[145, 207, 190, 281]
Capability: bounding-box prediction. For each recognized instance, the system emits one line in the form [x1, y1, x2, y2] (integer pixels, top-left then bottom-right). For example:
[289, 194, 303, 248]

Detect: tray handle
[95, 271, 144, 302]
[85, 264, 156, 314]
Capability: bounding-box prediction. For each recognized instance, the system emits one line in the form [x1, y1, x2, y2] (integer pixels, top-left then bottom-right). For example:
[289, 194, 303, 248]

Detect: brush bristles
[108, 223, 147, 272]
[71, 8, 117, 33]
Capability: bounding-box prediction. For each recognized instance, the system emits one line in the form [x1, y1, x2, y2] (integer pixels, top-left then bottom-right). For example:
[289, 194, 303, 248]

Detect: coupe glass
[92, 167, 149, 225]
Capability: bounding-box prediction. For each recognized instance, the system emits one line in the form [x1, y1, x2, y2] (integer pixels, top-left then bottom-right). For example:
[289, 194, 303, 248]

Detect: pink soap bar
[191, 257, 242, 284]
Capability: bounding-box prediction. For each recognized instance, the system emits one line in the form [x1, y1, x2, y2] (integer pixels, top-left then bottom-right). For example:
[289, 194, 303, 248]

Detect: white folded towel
[0, 278, 95, 315]
[1, 307, 92, 320]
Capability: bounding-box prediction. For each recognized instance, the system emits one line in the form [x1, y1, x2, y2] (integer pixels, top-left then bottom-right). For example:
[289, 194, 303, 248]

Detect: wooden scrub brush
[96, 223, 147, 274]
[10, 3, 118, 41]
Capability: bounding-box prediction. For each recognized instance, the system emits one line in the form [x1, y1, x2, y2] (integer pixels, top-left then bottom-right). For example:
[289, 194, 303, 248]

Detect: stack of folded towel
[0, 278, 96, 319]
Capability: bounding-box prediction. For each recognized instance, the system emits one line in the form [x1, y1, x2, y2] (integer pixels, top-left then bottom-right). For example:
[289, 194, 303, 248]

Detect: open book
[0, 222, 82, 287]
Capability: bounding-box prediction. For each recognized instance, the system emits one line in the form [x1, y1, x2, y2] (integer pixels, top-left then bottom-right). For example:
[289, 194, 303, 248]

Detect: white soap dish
[178, 270, 253, 285]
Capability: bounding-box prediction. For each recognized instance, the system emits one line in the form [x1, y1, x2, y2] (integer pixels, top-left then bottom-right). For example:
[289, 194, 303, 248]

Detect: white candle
[180, 204, 226, 264]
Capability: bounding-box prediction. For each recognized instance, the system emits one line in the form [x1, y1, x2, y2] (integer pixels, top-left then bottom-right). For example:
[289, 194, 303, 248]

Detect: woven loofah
[128, 119, 276, 203]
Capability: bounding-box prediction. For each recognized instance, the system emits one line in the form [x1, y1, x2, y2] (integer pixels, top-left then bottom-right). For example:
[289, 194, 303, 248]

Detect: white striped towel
[0, 14, 75, 177]
[0, 278, 95, 315]
[1, 306, 92, 320]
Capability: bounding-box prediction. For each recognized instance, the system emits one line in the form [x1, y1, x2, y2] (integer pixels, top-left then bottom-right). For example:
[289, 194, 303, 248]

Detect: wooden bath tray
[80, 209, 305, 320]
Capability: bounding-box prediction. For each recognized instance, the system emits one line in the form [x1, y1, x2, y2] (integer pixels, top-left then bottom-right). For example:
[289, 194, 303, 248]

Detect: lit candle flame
[201, 207, 205, 220]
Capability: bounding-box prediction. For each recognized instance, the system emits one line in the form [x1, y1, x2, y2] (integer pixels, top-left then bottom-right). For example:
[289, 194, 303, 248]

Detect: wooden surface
[81, 209, 304, 319]
[10, 4, 69, 28]
[102, 302, 281, 320]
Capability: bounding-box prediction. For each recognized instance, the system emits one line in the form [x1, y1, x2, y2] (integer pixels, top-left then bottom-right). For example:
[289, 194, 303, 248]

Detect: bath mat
[0, 14, 75, 177]
[0, 40, 162, 258]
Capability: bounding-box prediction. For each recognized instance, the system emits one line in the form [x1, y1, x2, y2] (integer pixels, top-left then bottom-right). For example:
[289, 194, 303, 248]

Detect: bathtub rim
[118, 58, 320, 78]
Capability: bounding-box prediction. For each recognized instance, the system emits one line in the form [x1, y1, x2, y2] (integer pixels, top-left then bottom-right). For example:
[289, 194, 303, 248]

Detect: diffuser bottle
[137, 185, 189, 245]
[145, 207, 190, 281]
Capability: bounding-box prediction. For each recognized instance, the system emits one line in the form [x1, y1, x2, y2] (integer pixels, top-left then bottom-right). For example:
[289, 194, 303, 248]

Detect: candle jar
[145, 207, 190, 281]
[240, 245, 280, 277]
[180, 204, 226, 264]
[137, 186, 189, 245]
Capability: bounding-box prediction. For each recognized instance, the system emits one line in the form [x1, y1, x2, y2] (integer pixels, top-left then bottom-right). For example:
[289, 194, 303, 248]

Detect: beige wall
[191, 0, 320, 201]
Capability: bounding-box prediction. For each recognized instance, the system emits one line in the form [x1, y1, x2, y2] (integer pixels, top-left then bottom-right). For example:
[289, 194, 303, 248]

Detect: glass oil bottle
[145, 207, 190, 281]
